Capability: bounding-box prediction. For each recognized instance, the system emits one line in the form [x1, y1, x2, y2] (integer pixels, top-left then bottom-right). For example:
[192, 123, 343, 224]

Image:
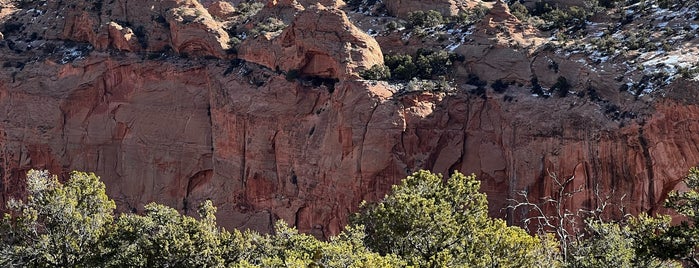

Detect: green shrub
[286, 69, 300, 81]
[531, 76, 546, 96]
[677, 65, 699, 79]
[384, 50, 456, 81]
[466, 73, 487, 88]
[415, 54, 433, 78]
[510, 1, 530, 21]
[532, 1, 555, 16]
[360, 64, 391, 80]
[248, 17, 286, 37]
[16, 0, 43, 9]
[133, 25, 148, 49]
[657, 0, 680, 9]
[416, 49, 453, 78]
[599, 0, 623, 8]
[353, 170, 549, 267]
[385, 54, 418, 80]
[491, 79, 509, 93]
[407, 10, 443, 29]
[453, 4, 490, 25]
[624, 30, 652, 51]
[227, 36, 242, 54]
[236, 2, 264, 17]
[591, 34, 620, 55]
[551, 76, 571, 97]
[539, 6, 591, 31]
[386, 20, 400, 31]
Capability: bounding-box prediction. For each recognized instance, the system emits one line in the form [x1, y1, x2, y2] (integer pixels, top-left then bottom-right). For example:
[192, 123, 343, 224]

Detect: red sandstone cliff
[0, 0, 698, 237]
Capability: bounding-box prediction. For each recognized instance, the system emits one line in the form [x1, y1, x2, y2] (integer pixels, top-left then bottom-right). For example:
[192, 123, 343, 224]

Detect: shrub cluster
[510, 1, 530, 21]
[3, 166, 699, 267]
[551, 76, 571, 97]
[248, 17, 286, 37]
[538, 5, 591, 31]
[361, 49, 460, 81]
[0, 170, 550, 267]
[406, 10, 444, 29]
[359, 64, 391, 80]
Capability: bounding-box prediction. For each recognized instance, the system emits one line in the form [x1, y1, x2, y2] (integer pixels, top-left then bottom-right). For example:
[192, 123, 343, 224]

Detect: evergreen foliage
[406, 10, 444, 29]
[378, 50, 458, 81]
[3, 168, 697, 267]
[651, 167, 699, 266]
[101, 201, 233, 267]
[360, 64, 391, 80]
[566, 220, 680, 268]
[0, 170, 115, 267]
[352, 170, 548, 267]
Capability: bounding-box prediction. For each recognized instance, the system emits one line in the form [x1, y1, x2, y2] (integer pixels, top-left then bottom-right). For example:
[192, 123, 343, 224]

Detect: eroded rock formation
[208, 1, 236, 19]
[3, 0, 229, 57]
[0, 0, 698, 239]
[238, 4, 384, 80]
[384, 0, 463, 17]
[1, 53, 696, 236]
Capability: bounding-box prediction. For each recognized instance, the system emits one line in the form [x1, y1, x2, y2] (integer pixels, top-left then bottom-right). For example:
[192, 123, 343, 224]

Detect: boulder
[207, 1, 236, 19]
[107, 22, 141, 52]
[166, 5, 231, 58]
[238, 4, 383, 80]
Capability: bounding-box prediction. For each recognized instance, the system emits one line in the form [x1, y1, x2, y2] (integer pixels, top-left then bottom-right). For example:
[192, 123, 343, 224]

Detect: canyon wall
[1, 55, 697, 236]
[1, 0, 698, 237]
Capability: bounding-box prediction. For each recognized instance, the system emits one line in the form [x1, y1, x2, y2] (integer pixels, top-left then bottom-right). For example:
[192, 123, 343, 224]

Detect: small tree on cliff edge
[352, 170, 555, 267]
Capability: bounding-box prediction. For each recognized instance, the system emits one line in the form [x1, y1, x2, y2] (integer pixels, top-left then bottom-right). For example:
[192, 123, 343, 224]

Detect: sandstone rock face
[0, 51, 698, 236]
[2, 0, 699, 241]
[478, 0, 519, 32]
[384, 0, 465, 18]
[254, 0, 305, 28]
[297, 0, 346, 8]
[379, 0, 546, 86]
[521, 0, 587, 9]
[208, 1, 236, 19]
[456, 45, 532, 84]
[107, 22, 141, 52]
[166, 5, 231, 58]
[238, 4, 383, 80]
[61, 10, 108, 49]
[266, 0, 304, 8]
[0, 57, 214, 213]
[4, 0, 229, 58]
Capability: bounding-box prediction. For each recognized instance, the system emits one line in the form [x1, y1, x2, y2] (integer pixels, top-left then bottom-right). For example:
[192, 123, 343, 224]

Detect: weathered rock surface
[107, 22, 141, 52]
[298, 0, 346, 8]
[2, 0, 699, 240]
[238, 4, 383, 80]
[451, 1, 546, 84]
[0, 49, 697, 236]
[208, 1, 236, 19]
[475, 0, 537, 41]
[166, 5, 231, 58]
[3, 0, 229, 58]
[384, 0, 478, 18]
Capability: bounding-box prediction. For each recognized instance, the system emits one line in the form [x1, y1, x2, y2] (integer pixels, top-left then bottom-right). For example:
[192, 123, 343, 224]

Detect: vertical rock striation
[1, 0, 699, 239]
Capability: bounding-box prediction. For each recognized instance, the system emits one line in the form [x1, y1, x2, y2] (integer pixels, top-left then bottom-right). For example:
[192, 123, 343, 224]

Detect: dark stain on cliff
[638, 123, 655, 214]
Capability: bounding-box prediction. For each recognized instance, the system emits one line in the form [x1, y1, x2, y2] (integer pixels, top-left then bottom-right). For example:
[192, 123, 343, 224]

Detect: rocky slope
[1, 0, 699, 236]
